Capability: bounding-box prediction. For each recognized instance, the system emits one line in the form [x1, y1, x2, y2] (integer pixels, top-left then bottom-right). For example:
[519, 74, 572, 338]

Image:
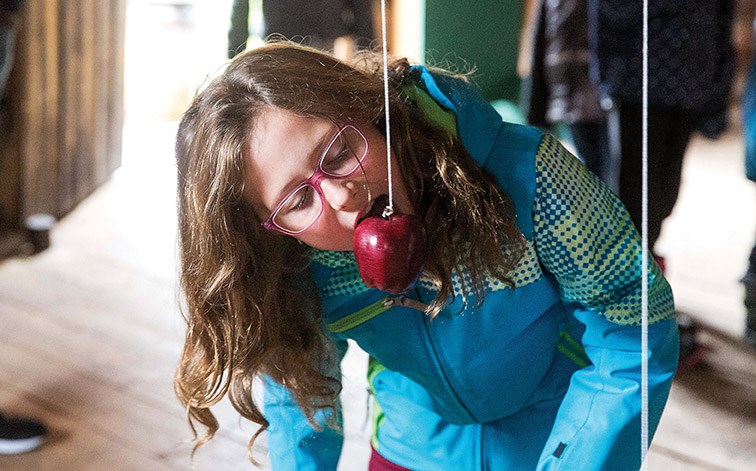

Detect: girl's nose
[319, 178, 361, 212]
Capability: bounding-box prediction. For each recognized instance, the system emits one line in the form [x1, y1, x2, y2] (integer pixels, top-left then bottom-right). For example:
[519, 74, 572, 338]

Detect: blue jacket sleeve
[263, 338, 348, 470]
[531, 135, 679, 470]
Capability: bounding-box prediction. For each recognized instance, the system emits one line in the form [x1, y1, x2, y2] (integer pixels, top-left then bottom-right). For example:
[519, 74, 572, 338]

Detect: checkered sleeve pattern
[312, 250, 372, 299]
[532, 134, 674, 325]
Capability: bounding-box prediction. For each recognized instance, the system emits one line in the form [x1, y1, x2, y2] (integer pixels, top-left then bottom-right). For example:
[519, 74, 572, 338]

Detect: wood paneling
[13, 0, 125, 221]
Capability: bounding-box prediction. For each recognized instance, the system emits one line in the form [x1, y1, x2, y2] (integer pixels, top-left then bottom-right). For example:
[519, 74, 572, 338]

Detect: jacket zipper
[327, 295, 429, 334]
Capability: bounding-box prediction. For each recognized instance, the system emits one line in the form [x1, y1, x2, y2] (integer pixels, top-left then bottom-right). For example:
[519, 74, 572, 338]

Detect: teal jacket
[263, 67, 679, 470]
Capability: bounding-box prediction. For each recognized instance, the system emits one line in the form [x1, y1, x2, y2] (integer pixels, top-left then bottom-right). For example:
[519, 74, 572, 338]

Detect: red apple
[353, 195, 427, 294]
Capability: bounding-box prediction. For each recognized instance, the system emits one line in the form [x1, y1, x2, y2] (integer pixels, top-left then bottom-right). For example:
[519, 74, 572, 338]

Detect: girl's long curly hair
[175, 42, 525, 461]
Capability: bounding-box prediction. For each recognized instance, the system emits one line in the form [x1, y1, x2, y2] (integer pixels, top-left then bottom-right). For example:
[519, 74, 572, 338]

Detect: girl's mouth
[355, 194, 389, 227]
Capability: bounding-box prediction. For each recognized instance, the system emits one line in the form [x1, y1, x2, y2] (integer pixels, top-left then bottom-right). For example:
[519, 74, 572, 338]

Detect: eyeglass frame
[261, 122, 369, 235]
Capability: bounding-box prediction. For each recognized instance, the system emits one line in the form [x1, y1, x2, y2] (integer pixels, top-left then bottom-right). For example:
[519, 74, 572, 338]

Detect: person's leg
[617, 102, 650, 240]
[744, 234, 756, 344]
[646, 107, 696, 250]
[569, 121, 607, 174]
[616, 102, 663, 268]
[569, 105, 621, 194]
[227, 0, 250, 59]
[569, 119, 619, 193]
[616, 102, 703, 368]
[648, 112, 703, 369]
[617, 103, 695, 251]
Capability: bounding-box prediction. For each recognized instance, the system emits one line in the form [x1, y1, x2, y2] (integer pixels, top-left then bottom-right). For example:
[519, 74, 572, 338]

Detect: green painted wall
[424, 0, 524, 102]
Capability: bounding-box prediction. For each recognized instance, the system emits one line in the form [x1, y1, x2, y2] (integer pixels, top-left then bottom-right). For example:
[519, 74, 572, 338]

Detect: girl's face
[244, 106, 413, 251]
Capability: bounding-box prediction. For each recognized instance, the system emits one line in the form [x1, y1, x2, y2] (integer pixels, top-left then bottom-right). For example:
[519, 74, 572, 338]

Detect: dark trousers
[745, 224, 756, 339]
[746, 235, 756, 286]
[615, 103, 697, 251]
[570, 112, 621, 194]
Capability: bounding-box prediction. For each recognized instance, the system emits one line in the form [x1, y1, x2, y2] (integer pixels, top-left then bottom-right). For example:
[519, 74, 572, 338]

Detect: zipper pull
[381, 297, 396, 308]
[383, 295, 429, 313]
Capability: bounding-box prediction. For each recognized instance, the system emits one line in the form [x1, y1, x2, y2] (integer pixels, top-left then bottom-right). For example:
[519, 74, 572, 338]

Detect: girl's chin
[309, 243, 354, 252]
[303, 234, 355, 252]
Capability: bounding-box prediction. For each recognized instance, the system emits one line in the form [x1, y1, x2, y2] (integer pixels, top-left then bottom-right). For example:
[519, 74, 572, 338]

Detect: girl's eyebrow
[270, 126, 334, 209]
[309, 126, 334, 165]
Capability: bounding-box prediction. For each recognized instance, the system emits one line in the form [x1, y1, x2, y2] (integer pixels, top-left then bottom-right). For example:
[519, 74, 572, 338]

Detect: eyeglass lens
[272, 126, 367, 232]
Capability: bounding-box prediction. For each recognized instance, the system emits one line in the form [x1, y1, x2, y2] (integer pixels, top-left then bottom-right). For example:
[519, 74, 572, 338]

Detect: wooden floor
[647, 131, 756, 471]
[0, 120, 754, 470]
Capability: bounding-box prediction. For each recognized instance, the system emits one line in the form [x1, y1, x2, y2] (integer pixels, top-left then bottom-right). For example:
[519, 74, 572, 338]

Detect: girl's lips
[354, 211, 366, 228]
[354, 194, 390, 227]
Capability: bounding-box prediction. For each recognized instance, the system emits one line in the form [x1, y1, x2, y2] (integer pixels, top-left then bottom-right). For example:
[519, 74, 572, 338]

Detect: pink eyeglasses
[262, 123, 369, 235]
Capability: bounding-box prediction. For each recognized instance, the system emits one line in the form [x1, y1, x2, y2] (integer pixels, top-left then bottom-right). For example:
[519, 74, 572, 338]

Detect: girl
[174, 42, 678, 470]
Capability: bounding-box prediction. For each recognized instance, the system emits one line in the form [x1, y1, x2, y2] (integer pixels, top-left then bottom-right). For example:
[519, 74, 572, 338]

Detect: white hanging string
[641, 0, 650, 468]
[380, 0, 394, 217]
[381, 0, 394, 217]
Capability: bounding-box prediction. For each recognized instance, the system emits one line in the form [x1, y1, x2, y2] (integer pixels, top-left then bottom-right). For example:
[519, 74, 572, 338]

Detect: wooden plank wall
[17, 0, 125, 220]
